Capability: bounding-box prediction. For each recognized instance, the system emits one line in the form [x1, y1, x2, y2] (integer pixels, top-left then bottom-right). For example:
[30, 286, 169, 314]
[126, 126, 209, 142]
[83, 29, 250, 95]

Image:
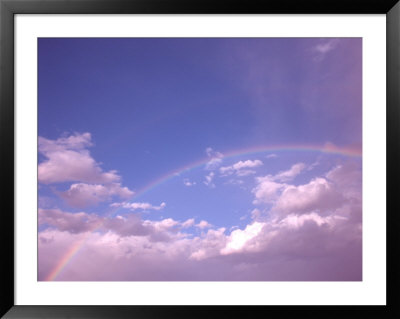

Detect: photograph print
[38, 38, 362, 281]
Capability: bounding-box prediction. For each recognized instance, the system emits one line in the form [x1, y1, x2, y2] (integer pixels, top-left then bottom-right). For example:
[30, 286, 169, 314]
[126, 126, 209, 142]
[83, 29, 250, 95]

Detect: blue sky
[38, 38, 362, 281]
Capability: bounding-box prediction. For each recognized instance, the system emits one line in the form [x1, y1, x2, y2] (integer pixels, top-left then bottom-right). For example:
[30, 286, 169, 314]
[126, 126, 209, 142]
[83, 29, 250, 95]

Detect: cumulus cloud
[252, 178, 285, 204]
[189, 227, 227, 261]
[253, 161, 360, 220]
[39, 133, 134, 208]
[196, 220, 212, 229]
[221, 222, 264, 255]
[38, 133, 121, 184]
[59, 183, 134, 208]
[252, 162, 306, 205]
[39, 203, 361, 280]
[111, 201, 166, 212]
[181, 218, 195, 228]
[39, 208, 100, 234]
[274, 177, 343, 216]
[39, 207, 187, 242]
[38, 160, 362, 281]
[220, 159, 263, 176]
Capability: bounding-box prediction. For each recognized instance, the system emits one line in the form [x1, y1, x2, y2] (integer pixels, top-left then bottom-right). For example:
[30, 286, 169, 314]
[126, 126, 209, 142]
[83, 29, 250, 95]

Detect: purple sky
[38, 38, 362, 281]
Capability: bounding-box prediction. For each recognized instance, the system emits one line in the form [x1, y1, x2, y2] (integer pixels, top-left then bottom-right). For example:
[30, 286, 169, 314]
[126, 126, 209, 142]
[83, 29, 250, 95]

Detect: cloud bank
[39, 158, 362, 281]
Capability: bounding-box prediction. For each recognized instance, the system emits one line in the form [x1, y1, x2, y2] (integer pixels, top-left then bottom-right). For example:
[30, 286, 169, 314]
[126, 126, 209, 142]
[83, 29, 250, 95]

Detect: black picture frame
[1, 0, 399, 318]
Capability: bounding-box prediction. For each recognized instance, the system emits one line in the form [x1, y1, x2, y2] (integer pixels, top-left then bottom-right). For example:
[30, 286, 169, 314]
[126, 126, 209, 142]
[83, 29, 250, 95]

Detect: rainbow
[124, 143, 362, 203]
[43, 143, 361, 281]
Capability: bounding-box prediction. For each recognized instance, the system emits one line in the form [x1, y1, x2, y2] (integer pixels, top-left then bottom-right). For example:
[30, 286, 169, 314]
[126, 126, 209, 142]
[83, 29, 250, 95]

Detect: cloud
[38, 161, 362, 281]
[204, 172, 215, 188]
[313, 39, 340, 61]
[205, 147, 224, 170]
[266, 154, 277, 159]
[39, 133, 134, 209]
[189, 227, 227, 261]
[205, 147, 223, 158]
[58, 183, 134, 208]
[220, 159, 263, 176]
[221, 222, 264, 255]
[196, 220, 212, 229]
[39, 207, 184, 242]
[183, 179, 196, 187]
[253, 161, 360, 220]
[274, 178, 343, 216]
[273, 163, 305, 182]
[38, 133, 121, 184]
[182, 218, 195, 228]
[39, 203, 361, 280]
[314, 39, 339, 54]
[110, 201, 166, 212]
[39, 208, 101, 234]
[252, 178, 285, 204]
[252, 163, 306, 204]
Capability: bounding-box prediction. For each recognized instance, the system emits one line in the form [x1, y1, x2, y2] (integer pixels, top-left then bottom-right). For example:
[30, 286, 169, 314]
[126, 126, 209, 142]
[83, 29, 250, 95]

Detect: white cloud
[39, 207, 181, 242]
[252, 163, 305, 204]
[235, 169, 256, 176]
[39, 133, 134, 209]
[274, 177, 343, 216]
[38, 208, 100, 234]
[221, 222, 264, 255]
[205, 147, 223, 158]
[59, 183, 134, 208]
[38, 160, 362, 281]
[273, 163, 306, 182]
[220, 159, 263, 176]
[204, 172, 215, 188]
[250, 208, 261, 220]
[314, 39, 339, 54]
[252, 177, 285, 204]
[253, 161, 360, 220]
[183, 179, 196, 187]
[181, 218, 195, 228]
[196, 220, 212, 229]
[189, 227, 227, 260]
[38, 133, 120, 184]
[111, 201, 166, 212]
[266, 154, 278, 159]
[205, 147, 224, 170]
[39, 187, 361, 280]
[313, 39, 340, 61]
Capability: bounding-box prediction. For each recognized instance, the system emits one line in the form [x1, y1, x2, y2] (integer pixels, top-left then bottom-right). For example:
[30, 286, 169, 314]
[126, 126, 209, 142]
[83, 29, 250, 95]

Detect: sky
[38, 38, 362, 281]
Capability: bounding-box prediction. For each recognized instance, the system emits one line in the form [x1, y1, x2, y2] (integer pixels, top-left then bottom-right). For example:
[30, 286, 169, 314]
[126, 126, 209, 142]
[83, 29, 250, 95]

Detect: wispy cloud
[273, 163, 306, 182]
[313, 39, 340, 61]
[183, 178, 196, 187]
[204, 172, 215, 188]
[220, 159, 263, 176]
[205, 147, 224, 170]
[111, 201, 166, 212]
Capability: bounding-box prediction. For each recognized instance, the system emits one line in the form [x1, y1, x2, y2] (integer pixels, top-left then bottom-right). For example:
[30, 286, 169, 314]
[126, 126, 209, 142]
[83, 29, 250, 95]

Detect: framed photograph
[1, 0, 398, 318]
